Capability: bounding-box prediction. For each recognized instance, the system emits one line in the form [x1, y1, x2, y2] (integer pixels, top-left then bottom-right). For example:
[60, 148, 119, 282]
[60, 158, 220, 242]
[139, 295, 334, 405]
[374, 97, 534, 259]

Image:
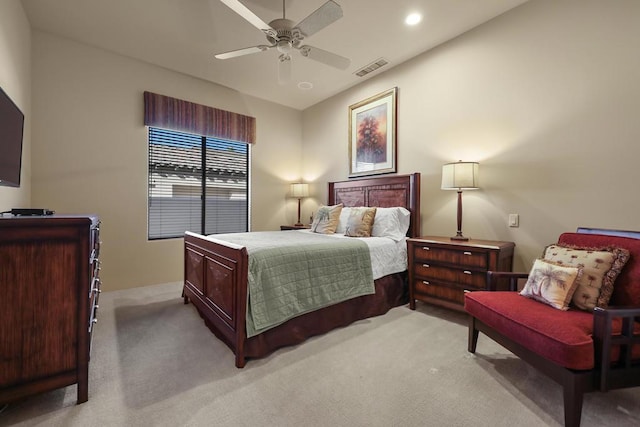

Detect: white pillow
[371, 207, 411, 241]
[335, 207, 352, 234]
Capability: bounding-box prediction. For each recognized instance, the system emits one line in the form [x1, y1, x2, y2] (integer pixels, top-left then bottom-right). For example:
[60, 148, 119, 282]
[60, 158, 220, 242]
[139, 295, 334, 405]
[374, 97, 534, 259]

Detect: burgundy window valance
[143, 91, 256, 144]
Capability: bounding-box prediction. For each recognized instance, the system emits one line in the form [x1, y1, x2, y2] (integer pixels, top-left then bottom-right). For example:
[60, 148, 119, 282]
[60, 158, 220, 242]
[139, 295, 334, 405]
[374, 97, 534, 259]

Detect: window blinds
[147, 128, 248, 239]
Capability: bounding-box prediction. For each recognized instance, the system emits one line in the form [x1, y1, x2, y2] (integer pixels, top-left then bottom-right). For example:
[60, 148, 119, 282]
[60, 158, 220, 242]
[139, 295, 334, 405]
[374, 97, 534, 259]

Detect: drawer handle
[421, 247, 430, 251]
[89, 318, 98, 333]
[422, 264, 430, 268]
[422, 280, 430, 285]
[463, 270, 472, 275]
[463, 251, 472, 255]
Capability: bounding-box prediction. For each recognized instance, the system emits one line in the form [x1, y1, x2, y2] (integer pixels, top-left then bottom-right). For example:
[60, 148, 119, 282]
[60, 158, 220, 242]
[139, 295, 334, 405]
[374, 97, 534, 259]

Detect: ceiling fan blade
[215, 45, 272, 59]
[219, 0, 276, 37]
[295, 0, 343, 38]
[299, 45, 350, 70]
[278, 54, 292, 85]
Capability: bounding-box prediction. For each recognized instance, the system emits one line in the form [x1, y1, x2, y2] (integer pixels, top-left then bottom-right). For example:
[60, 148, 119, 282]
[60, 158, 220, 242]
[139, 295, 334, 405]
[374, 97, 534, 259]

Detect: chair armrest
[593, 305, 640, 391]
[486, 271, 529, 291]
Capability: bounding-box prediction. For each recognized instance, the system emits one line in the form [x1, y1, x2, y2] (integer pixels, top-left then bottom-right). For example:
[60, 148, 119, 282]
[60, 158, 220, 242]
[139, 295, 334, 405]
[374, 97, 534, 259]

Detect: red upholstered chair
[465, 228, 640, 427]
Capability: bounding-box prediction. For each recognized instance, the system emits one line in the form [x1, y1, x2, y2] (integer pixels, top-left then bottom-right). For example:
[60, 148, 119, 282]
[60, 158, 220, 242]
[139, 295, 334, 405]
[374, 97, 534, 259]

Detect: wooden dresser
[407, 236, 514, 312]
[0, 215, 101, 404]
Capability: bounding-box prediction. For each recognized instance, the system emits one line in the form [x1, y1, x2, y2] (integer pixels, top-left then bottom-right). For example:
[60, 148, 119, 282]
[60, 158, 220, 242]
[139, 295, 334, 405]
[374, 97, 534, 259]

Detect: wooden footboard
[183, 231, 249, 367]
[184, 229, 407, 368]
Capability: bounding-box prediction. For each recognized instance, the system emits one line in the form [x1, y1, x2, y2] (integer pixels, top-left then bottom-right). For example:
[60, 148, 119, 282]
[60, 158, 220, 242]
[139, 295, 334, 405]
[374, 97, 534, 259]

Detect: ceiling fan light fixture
[276, 39, 293, 54]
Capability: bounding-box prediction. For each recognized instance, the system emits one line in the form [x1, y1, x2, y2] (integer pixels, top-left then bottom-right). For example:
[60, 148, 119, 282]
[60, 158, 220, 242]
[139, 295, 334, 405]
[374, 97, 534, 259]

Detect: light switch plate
[509, 213, 519, 227]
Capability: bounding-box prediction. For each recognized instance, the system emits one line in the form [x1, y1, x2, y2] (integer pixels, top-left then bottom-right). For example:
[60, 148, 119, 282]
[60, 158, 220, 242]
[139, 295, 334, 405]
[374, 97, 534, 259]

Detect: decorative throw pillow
[336, 207, 411, 239]
[310, 204, 343, 234]
[344, 207, 377, 237]
[542, 244, 630, 310]
[520, 259, 582, 310]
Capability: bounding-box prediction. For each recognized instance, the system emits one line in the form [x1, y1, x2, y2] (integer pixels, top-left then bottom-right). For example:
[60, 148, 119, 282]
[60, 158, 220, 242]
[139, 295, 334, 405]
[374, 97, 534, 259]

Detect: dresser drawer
[88, 294, 99, 333]
[413, 263, 487, 289]
[412, 279, 466, 306]
[90, 222, 101, 263]
[88, 221, 101, 355]
[411, 244, 488, 269]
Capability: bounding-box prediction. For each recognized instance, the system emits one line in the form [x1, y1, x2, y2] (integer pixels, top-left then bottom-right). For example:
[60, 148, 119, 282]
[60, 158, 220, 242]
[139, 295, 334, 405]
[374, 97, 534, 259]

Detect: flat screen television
[0, 86, 25, 187]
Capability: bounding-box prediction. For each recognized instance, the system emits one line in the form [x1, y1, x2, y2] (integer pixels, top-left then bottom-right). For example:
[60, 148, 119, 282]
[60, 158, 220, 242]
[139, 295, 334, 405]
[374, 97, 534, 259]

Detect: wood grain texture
[0, 216, 99, 404]
[407, 237, 515, 311]
[144, 91, 256, 144]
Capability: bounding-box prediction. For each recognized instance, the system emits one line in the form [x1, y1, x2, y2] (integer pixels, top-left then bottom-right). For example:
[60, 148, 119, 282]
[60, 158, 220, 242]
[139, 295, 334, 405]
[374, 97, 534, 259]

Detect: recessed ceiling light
[405, 13, 422, 26]
[298, 81, 313, 90]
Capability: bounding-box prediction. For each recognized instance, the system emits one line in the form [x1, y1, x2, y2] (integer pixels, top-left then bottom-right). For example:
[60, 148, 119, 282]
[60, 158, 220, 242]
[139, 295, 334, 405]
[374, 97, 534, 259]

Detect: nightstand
[407, 236, 515, 312]
[280, 225, 311, 230]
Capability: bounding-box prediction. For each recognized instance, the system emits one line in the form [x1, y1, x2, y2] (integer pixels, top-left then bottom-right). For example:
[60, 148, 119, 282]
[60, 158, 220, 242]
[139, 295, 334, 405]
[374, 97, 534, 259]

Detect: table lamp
[290, 183, 309, 226]
[441, 161, 479, 241]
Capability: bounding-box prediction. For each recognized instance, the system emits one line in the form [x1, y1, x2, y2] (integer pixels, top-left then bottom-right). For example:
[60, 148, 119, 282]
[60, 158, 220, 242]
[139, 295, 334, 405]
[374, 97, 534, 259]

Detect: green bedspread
[213, 231, 374, 337]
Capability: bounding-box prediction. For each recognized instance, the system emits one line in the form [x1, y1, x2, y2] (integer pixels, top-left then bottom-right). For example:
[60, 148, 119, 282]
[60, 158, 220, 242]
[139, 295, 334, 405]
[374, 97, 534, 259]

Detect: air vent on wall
[354, 58, 389, 77]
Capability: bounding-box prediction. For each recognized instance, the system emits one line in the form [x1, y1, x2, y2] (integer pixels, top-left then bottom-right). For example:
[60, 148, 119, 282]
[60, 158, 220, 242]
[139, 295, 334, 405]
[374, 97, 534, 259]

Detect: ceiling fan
[215, 0, 351, 84]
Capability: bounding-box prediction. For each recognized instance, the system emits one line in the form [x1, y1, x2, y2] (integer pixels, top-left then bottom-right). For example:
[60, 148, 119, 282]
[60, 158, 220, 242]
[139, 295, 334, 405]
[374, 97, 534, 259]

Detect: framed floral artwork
[348, 87, 397, 177]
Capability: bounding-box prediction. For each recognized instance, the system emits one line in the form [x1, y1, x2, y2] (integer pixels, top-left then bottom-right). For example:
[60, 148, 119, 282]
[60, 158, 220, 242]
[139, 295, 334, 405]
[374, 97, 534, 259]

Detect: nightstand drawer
[412, 279, 466, 306]
[411, 245, 488, 269]
[413, 263, 486, 288]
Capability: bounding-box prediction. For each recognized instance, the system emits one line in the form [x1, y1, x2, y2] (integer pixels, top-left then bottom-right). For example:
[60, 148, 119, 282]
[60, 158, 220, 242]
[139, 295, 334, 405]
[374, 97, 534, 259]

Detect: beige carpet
[2, 282, 639, 427]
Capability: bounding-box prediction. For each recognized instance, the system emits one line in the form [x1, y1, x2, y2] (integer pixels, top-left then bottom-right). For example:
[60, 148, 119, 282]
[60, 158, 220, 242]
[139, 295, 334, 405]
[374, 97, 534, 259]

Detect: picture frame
[348, 87, 397, 177]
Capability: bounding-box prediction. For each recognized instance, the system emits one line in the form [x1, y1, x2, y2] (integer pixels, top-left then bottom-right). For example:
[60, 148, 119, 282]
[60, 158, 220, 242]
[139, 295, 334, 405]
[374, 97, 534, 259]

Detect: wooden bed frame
[183, 173, 421, 367]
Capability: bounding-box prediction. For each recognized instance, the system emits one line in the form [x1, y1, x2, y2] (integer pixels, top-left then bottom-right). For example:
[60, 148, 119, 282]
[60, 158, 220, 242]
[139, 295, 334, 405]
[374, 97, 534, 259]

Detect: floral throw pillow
[542, 244, 630, 310]
[520, 259, 582, 310]
[310, 204, 343, 234]
[344, 207, 377, 237]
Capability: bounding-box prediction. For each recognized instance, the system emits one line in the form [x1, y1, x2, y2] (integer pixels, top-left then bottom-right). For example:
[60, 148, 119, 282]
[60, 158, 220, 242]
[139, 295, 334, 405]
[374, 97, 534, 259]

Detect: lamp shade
[441, 161, 479, 190]
[290, 182, 309, 198]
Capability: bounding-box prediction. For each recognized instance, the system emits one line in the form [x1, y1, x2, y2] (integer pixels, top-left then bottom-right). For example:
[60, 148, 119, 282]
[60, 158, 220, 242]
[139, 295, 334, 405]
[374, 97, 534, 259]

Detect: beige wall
[20, 0, 640, 289]
[0, 0, 31, 209]
[30, 32, 303, 291]
[302, 0, 640, 272]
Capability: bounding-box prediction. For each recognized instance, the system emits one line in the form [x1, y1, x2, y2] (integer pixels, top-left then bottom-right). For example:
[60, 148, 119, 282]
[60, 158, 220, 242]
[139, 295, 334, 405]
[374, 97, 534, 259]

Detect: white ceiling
[21, 0, 528, 110]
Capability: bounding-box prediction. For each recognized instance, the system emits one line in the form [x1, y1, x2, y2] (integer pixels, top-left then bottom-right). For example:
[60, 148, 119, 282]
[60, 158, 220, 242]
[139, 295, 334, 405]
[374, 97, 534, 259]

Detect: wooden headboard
[328, 173, 421, 238]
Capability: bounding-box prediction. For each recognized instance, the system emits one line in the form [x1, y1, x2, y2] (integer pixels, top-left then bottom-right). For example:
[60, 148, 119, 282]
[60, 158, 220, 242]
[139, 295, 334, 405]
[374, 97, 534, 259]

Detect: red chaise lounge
[465, 228, 640, 427]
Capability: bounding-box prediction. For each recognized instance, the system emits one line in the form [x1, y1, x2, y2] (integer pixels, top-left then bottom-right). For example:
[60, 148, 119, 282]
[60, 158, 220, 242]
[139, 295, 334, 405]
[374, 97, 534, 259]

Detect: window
[148, 127, 249, 239]
[143, 91, 255, 239]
